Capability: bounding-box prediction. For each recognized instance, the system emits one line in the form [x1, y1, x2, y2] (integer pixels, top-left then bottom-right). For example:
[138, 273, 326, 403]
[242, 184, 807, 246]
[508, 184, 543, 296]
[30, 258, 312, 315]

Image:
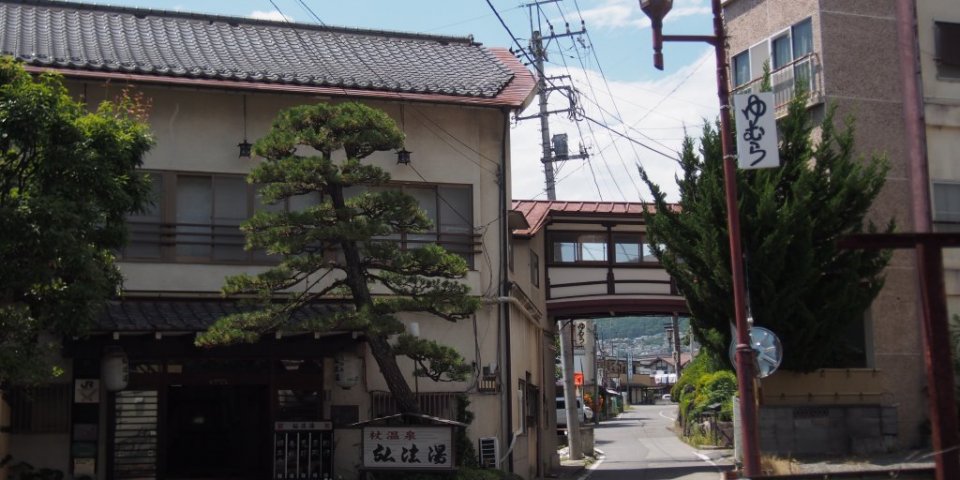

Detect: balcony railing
[733, 53, 823, 117]
[122, 220, 481, 267]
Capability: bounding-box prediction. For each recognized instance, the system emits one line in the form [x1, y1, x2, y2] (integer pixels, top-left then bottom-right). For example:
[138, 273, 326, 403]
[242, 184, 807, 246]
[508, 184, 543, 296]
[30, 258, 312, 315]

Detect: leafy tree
[197, 102, 479, 414]
[0, 57, 153, 385]
[638, 96, 892, 371]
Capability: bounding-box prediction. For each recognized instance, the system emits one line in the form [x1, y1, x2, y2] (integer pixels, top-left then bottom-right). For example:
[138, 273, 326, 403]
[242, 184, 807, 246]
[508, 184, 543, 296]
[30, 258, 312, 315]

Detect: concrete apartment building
[722, 0, 960, 455]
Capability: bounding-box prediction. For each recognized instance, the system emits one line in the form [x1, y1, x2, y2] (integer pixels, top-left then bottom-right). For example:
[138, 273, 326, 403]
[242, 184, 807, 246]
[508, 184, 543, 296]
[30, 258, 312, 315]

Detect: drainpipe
[498, 108, 514, 474]
[896, 0, 931, 233]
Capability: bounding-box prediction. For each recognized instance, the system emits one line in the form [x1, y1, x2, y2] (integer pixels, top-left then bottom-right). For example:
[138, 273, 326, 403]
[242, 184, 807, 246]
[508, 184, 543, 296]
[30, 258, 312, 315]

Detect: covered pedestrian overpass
[511, 200, 688, 320]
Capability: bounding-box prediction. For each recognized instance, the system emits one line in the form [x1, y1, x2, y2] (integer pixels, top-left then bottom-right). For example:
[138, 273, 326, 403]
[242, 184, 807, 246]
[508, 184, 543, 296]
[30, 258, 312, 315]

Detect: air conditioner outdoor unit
[478, 437, 499, 469]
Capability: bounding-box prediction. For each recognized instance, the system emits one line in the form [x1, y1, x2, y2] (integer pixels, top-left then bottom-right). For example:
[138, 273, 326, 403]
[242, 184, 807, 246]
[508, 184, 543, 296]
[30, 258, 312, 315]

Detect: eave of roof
[511, 199, 676, 237]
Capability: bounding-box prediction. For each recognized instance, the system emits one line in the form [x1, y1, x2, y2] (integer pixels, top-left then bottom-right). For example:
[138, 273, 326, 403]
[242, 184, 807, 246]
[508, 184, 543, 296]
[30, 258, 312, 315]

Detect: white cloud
[574, 0, 710, 31]
[249, 10, 291, 22]
[510, 48, 719, 203]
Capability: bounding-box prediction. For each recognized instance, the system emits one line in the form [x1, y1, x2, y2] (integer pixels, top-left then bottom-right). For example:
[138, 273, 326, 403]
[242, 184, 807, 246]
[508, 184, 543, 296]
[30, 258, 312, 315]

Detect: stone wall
[757, 405, 898, 456]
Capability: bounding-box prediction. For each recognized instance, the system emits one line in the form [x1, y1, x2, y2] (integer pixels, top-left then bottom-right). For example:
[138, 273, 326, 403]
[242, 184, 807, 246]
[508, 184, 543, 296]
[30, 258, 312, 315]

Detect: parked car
[556, 397, 594, 425]
[662, 394, 672, 402]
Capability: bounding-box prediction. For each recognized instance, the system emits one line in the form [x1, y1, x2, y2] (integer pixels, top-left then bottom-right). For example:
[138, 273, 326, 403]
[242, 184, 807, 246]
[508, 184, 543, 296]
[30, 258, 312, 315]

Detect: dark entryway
[165, 385, 269, 479]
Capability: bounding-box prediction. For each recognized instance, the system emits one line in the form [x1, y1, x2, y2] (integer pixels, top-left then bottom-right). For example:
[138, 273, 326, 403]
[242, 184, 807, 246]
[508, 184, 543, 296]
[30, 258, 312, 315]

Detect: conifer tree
[638, 97, 892, 371]
[198, 102, 478, 414]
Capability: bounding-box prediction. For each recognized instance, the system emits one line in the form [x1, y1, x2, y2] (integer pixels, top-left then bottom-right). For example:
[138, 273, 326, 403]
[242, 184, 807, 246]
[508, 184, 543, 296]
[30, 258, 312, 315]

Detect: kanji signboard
[361, 426, 455, 471]
[734, 92, 780, 170]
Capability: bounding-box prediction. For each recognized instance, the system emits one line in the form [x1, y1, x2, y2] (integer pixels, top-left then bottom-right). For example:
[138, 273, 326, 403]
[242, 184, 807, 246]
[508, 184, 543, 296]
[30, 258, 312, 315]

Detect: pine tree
[197, 102, 479, 414]
[638, 96, 892, 371]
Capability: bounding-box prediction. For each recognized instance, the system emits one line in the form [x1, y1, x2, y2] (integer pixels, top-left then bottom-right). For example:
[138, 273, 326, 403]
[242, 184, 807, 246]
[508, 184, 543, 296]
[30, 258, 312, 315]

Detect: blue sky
[68, 0, 721, 202]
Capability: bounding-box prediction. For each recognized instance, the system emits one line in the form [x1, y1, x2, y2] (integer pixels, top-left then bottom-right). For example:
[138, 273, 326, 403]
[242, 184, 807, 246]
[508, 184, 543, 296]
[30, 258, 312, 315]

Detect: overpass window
[551, 232, 607, 263]
[613, 234, 643, 263]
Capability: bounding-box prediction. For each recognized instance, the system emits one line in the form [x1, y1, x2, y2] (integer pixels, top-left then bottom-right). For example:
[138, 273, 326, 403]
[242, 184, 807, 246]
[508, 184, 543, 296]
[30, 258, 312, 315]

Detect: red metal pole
[917, 243, 960, 480]
[710, 0, 762, 475]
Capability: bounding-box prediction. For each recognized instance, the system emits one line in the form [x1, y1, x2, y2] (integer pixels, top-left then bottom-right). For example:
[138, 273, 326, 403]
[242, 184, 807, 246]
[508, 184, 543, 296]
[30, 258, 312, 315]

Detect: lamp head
[639, 0, 673, 23]
[639, 0, 672, 70]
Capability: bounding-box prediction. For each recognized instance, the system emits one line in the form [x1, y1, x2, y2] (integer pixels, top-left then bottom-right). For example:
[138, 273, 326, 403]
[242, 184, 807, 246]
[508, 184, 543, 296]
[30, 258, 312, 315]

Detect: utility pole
[672, 313, 682, 378]
[559, 320, 582, 459]
[515, 2, 588, 200]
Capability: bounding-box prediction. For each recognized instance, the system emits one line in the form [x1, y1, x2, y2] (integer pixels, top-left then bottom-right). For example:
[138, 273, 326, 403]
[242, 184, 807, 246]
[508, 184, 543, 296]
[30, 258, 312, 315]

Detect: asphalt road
[585, 404, 727, 480]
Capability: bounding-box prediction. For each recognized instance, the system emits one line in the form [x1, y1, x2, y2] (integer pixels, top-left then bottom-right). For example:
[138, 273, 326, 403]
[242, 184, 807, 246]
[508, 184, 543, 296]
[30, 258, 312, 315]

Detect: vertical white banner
[734, 92, 780, 169]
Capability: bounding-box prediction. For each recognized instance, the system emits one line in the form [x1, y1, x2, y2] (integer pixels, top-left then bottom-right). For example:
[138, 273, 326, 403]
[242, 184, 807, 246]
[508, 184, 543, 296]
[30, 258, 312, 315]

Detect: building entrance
[165, 385, 269, 479]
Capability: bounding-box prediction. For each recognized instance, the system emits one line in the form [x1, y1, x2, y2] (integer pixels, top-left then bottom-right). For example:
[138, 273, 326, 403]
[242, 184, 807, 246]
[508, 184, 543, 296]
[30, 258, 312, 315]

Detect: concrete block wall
[757, 405, 897, 456]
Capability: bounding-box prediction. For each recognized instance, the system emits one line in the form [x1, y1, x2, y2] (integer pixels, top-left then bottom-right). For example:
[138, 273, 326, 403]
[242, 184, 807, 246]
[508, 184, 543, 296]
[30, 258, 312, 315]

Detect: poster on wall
[361, 426, 454, 470]
[74, 379, 99, 404]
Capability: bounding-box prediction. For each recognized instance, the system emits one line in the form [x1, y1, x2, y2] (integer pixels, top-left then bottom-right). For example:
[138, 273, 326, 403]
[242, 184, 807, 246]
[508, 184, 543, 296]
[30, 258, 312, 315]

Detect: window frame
[933, 181, 960, 224]
[122, 172, 476, 267]
[935, 21, 960, 79]
[546, 229, 660, 267]
[732, 50, 751, 87]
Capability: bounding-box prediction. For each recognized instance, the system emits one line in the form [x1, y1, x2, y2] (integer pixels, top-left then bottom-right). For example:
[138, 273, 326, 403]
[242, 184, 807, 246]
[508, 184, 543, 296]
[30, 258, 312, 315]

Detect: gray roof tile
[0, 0, 516, 98]
[99, 299, 348, 332]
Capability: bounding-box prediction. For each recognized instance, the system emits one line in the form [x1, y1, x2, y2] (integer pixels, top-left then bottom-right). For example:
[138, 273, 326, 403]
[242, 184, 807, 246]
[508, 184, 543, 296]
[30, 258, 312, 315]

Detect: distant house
[0, 1, 548, 479]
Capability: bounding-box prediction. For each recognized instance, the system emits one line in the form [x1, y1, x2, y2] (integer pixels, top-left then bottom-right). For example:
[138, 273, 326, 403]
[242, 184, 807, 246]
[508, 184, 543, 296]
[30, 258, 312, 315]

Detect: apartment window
[771, 34, 792, 70]
[933, 182, 960, 223]
[732, 50, 751, 87]
[792, 19, 813, 58]
[935, 22, 960, 78]
[530, 250, 540, 288]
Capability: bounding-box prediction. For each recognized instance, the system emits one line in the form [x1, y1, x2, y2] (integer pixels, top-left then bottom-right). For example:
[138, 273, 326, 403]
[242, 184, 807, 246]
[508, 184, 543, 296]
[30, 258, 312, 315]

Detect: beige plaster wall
[918, 0, 960, 316]
[70, 82, 506, 299]
[724, 0, 926, 450]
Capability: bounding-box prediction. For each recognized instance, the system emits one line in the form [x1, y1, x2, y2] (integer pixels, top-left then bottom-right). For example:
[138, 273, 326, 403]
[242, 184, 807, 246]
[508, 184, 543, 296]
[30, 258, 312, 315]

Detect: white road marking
[694, 451, 719, 468]
[658, 409, 677, 421]
[577, 449, 605, 480]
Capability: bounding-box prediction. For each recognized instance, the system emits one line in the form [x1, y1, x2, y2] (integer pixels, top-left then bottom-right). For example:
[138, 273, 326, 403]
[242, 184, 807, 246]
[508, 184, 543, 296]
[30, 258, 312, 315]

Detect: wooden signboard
[361, 425, 455, 471]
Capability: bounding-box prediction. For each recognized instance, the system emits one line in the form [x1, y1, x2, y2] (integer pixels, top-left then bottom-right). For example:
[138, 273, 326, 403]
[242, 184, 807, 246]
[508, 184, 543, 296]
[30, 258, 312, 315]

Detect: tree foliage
[638, 96, 892, 371]
[197, 102, 479, 414]
[0, 57, 153, 385]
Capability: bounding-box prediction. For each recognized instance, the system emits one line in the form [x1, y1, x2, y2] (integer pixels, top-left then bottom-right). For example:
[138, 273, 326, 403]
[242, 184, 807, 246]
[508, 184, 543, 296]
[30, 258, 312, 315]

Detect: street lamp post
[638, 0, 762, 476]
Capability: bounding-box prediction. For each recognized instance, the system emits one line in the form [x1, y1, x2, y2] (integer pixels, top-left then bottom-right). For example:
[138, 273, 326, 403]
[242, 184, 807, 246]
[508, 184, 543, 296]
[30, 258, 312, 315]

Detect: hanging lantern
[238, 140, 252, 158]
[396, 148, 412, 165]
[101, 347, 129, 392]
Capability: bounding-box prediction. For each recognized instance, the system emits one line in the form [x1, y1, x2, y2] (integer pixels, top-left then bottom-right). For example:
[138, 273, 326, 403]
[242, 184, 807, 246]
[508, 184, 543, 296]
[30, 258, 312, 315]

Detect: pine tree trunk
[368, 334, 421, 415]
[328, 182, 421, 415]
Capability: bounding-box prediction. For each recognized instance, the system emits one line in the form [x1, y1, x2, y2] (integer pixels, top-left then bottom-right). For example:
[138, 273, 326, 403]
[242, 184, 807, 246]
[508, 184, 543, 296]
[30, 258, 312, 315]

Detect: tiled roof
[511, 200, 666, 237]
[0, 0, 536, 107]
[98, 299, 347, 332]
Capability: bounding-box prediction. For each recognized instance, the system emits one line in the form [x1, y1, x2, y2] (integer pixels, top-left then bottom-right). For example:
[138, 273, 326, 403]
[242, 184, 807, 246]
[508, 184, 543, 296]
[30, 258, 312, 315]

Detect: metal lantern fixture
[238, 95, 252, 158]
[238, 140, 252, 158]
[395, 105, 411, 165]
[396, 148, 412, 165]
[639, 0, 674, 70]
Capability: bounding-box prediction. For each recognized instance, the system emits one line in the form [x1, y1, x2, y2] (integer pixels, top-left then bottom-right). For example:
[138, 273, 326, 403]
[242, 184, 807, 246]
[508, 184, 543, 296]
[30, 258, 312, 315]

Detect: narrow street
[584, 404, 730, 480]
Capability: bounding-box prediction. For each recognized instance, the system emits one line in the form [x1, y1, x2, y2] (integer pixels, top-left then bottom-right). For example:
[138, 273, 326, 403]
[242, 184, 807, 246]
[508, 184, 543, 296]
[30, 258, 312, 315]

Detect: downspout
[498, 107, 514, 474]
[896, 0, 931, 233]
